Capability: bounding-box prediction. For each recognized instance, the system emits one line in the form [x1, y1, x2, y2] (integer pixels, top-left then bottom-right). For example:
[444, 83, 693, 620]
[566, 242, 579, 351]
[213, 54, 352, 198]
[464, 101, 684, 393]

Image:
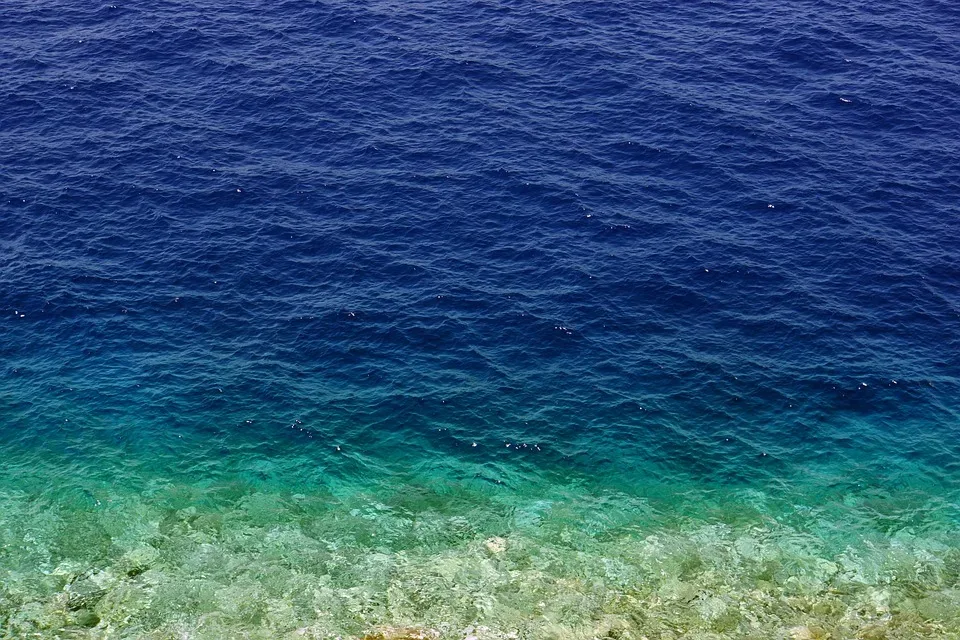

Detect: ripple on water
[1, 0, 960, 636]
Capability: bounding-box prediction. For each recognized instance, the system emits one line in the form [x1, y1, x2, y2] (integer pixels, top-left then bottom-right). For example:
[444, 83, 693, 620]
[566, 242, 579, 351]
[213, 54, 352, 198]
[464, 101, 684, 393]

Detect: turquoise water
[3, 0, 960, 637]
[2, 414, 958, 638]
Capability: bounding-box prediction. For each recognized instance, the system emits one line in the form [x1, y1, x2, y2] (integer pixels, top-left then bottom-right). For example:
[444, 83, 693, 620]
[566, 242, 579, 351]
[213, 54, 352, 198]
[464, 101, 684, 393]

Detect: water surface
[2, 0, 960, 637]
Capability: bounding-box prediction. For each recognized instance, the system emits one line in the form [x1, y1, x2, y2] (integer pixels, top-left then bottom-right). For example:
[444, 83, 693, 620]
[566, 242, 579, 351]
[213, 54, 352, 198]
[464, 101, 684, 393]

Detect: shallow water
[2, 0, 960, 637]
[2, 447, 960, 638]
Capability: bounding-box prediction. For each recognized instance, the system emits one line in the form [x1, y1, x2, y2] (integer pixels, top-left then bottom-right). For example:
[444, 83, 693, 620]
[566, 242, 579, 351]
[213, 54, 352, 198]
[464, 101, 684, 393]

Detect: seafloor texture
[1, 0, 959, 638]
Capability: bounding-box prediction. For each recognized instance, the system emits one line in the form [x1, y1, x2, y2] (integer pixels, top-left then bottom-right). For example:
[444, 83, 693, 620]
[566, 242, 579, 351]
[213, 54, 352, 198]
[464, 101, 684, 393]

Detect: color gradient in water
[1, 0, 959, 637]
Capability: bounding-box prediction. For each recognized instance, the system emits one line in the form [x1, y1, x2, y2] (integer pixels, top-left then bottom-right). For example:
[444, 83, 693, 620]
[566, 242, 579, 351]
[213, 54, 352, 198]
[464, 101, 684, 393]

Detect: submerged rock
[64, 580, 106, 611]
[483, 536, 508, 555]
[788, 625, 830, 640]
[119, 545, 160, 577]
[73, 608, 101, 628]
[857, 623, 888, 640]
[788, 626, 814, 640]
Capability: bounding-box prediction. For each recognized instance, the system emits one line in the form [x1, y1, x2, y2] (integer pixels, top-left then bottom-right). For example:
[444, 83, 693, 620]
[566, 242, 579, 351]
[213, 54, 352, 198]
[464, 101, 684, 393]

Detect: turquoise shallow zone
[1, 414, 959, 639]
[2, 0, 960, 637]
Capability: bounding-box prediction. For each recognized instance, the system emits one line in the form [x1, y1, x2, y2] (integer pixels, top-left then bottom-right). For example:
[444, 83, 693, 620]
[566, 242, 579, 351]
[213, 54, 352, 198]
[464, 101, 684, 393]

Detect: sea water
[1, 0, 959, 638]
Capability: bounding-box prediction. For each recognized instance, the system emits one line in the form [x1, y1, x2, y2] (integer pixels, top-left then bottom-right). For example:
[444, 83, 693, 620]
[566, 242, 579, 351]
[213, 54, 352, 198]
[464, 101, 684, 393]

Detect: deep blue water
[2, 0, 960, 637]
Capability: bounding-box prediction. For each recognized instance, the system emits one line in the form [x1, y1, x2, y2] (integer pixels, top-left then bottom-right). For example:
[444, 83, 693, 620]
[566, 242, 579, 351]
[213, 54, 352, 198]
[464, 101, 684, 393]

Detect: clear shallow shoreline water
[1, 434, 959, 638]
[2, 0, 960, 637]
